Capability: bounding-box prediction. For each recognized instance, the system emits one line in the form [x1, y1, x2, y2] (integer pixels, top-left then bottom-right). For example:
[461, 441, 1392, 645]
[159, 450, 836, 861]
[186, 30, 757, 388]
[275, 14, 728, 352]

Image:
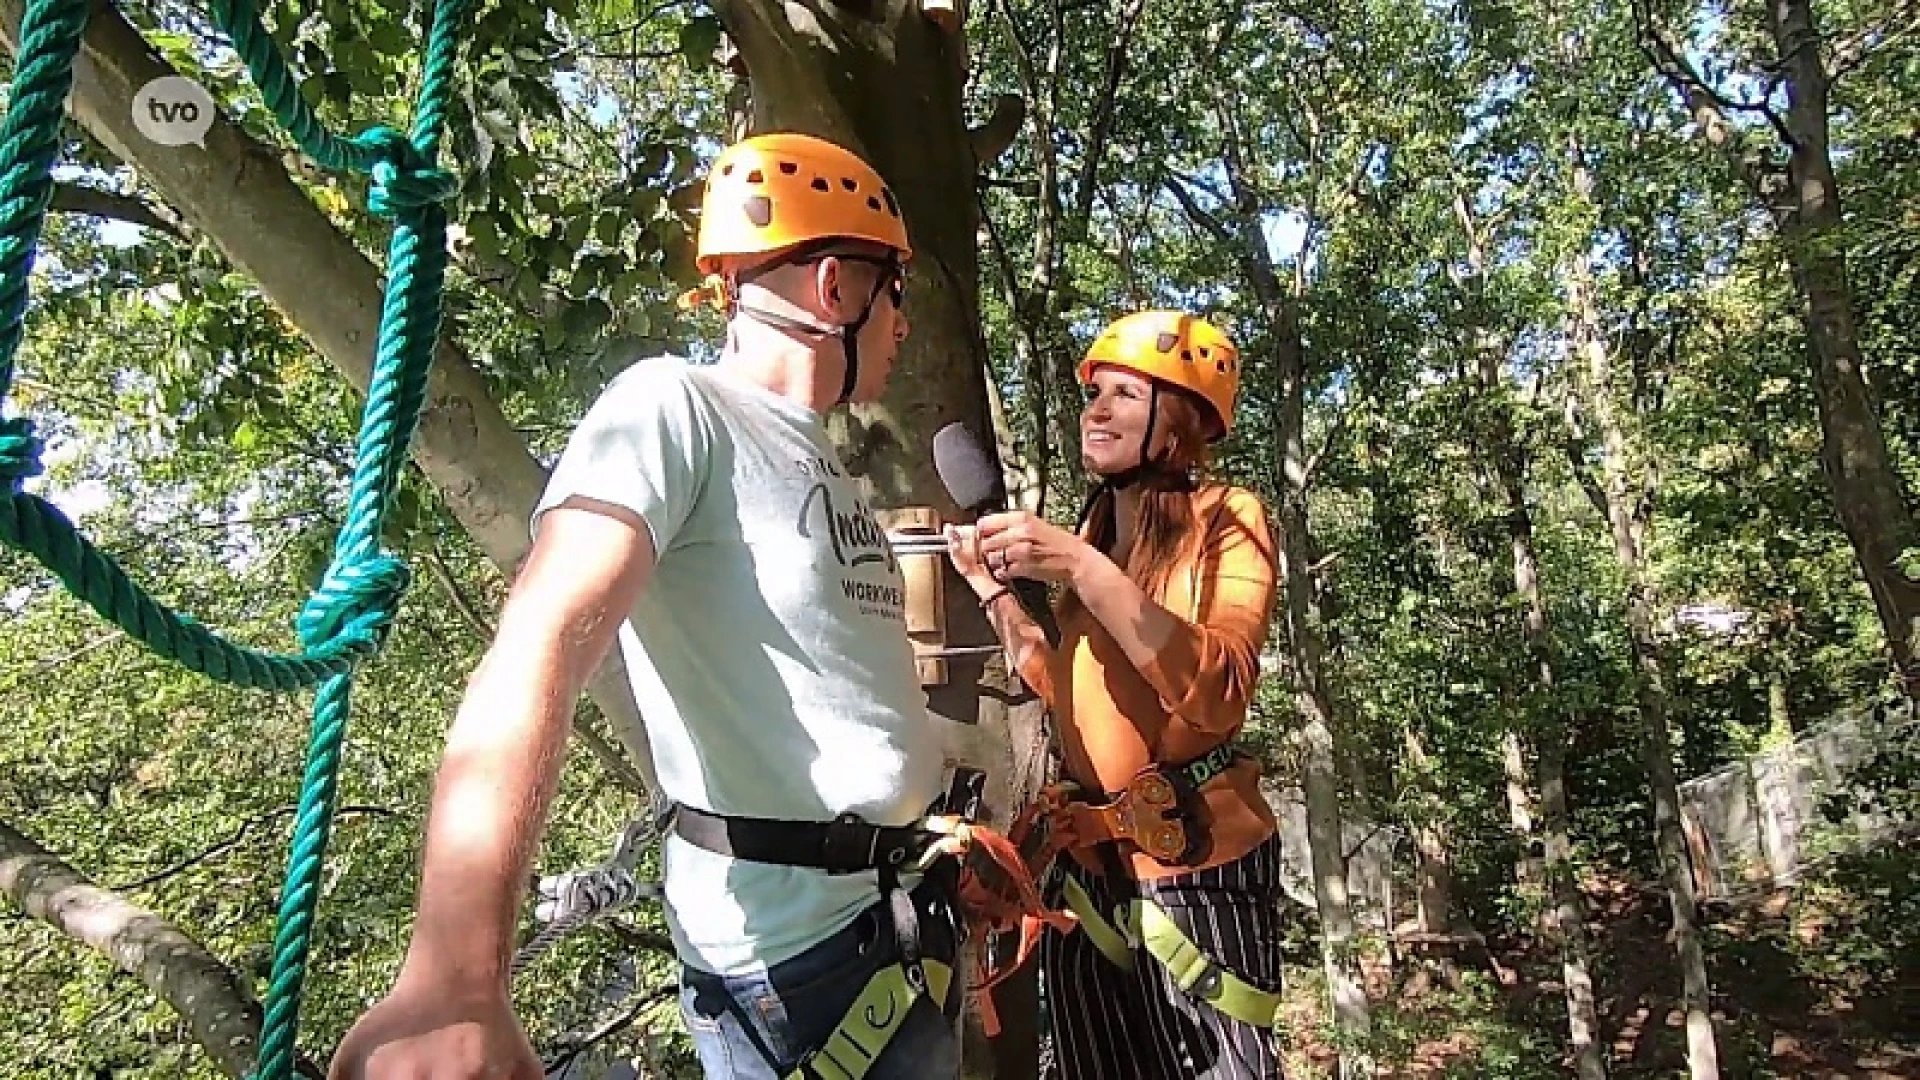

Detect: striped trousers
[1041, 834, 1286, 1080]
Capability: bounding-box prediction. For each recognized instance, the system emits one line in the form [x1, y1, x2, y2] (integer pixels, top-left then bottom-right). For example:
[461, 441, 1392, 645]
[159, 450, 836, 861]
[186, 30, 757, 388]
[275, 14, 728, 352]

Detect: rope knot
[0, 416, 44, 493]
[352, 126, 457, 217]
[296, 554, 412, 653]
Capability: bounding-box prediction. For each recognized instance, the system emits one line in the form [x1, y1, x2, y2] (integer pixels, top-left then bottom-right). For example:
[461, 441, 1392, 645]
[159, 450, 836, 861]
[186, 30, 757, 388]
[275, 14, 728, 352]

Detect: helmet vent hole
[1155, 333, 1179, 353]
[746, 169, 765, 184]
[778, 161, 799, 175]
[841, 177, 859, 191]
[866, 196, 882, 211]
[743, 195, 773, 227]
[811, 176, 831, 192]
[721, 163, 735, 176]
[1181, 349, 1195, 363]
[881, 188, 900, 217]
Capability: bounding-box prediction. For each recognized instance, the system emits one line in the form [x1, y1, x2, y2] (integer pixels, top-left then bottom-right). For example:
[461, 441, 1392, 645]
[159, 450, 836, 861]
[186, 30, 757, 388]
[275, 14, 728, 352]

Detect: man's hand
[329, 983, 540, 1080]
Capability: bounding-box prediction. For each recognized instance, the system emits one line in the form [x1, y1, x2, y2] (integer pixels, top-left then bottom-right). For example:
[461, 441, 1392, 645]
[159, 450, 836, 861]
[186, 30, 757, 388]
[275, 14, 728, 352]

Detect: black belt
[671, 805, 940, 878]
[668, 801, 958, 1022]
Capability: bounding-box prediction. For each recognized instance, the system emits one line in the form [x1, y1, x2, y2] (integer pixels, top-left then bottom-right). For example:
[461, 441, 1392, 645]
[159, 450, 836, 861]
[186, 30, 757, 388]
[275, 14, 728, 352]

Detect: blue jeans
[677, 874, 964, 1079]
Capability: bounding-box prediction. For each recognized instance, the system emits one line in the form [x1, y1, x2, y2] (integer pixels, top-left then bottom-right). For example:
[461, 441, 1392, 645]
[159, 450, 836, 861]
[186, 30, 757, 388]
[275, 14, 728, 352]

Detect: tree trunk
[1274, 310, 1372, 1074]
[1643, 0, 1919, 696]
[1398, 727, 1453, 937]
[1537, 735, 1604, 1079]
[1578, 278, 1721, 1080]
[1478, 350, 1608, 1078]
[1, 820, 270, 1080]
[0, 0, 661, 806]
[1501, 731, 1541, 886]
[1411, 824, 1453, 936]
[715, 4, 1044, 1075]
[1768, 670, 1793, 740]
[1767, 0, 1920, 696]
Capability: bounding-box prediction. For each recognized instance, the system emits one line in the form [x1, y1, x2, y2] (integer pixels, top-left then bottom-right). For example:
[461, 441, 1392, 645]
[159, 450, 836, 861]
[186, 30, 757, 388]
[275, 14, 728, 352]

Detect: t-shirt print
[792, 452, 904, 624]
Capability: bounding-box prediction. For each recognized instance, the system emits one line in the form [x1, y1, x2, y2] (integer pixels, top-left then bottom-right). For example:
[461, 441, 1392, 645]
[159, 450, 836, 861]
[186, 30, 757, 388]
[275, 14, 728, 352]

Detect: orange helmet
[693, 133, 911, 275]
[1078, 311, 1240, 439]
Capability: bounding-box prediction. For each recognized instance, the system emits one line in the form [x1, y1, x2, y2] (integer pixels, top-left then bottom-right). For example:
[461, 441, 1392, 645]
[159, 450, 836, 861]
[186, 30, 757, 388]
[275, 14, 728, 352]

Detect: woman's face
[1080, 365, 1159, 476]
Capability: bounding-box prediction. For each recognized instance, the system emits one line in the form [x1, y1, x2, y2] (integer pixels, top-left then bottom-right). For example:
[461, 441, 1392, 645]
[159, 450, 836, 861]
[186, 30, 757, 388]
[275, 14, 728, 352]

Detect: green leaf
[594, 212, 624, 247]
[563, 213, 592, 253]
[466, 213, 502, 260]
[367, 20, 413, 58]
[564, 298, 614, 343]
[679, 16, 722, 70]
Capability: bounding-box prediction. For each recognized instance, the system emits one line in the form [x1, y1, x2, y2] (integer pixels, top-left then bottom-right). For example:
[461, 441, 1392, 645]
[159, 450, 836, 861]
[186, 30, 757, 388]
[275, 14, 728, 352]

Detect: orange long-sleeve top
[1018, 483, 1281, 881]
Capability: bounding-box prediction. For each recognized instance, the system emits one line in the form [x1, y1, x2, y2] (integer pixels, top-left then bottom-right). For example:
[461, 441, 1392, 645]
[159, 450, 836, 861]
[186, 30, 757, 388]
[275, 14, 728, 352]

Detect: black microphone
[933, 422, 1006, 514]
[932, 422, 1059, 642]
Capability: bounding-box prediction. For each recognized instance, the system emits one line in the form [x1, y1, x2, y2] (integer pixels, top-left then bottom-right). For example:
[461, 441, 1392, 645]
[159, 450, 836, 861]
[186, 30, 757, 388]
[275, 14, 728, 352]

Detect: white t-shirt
[532, 357, 944, 974]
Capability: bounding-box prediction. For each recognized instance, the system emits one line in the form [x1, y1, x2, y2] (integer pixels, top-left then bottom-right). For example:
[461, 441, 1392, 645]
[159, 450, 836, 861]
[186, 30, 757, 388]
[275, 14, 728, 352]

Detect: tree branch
[1163, 173, 1235, 245]
[540, 983, 677, 1075]
[604, 920, 680, 960]
[1, 819, 263, 1079]
[50, 180, 186, 239]
[1825, 0, 1920, 79]
[113, 805, 401, 894]
[1633, 1, 1789, 201]
[1562, 400, 1610, 520]
[967, 92, 1026, 166]
[1066, 0, 1148, 233]
[0, 0, 662, 807]
[1303, 399, 1352, 487]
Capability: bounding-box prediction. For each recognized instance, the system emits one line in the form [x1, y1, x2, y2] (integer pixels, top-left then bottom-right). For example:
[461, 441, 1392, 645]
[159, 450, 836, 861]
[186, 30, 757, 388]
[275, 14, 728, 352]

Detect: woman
[946, 310, 1285, 1079]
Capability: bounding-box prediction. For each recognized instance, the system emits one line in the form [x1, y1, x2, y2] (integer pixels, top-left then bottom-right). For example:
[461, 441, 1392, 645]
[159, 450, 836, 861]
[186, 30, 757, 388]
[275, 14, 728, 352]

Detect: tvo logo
[132, 76, 216, 148]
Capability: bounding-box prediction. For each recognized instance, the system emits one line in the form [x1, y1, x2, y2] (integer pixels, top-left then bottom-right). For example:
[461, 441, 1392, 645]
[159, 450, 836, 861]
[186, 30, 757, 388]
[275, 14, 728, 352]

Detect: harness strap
[671, 805, 937, 876]
[1171, 744, 1246, 794]
[787, 957, 956, 1080]
[1058, 876, 1281, 1030]
[672, 803, 960, 1076]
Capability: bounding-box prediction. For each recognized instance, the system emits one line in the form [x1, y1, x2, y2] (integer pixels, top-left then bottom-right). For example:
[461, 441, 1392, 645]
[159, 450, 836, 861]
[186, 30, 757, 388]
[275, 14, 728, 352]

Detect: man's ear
[814, 257, 844, 316]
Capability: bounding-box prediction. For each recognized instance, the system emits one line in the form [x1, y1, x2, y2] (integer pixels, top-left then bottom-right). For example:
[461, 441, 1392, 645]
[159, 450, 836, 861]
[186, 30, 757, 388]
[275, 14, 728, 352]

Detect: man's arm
[395, 497, 656, 995]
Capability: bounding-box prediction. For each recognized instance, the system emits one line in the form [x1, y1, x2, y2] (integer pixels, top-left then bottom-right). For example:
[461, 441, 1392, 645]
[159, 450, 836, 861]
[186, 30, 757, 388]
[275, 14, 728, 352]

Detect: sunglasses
[796, 252, 907, 309]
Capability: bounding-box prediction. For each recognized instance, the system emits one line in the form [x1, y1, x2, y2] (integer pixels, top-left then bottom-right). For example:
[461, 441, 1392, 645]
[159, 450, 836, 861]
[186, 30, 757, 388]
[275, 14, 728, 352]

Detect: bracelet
[978, 585, 1013, 610]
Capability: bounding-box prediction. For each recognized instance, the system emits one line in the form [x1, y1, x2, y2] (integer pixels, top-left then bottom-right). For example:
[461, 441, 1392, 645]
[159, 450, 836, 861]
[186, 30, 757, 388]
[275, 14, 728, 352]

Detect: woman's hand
[943, 524, 1003, 596]
[974, 511, 1098, 584]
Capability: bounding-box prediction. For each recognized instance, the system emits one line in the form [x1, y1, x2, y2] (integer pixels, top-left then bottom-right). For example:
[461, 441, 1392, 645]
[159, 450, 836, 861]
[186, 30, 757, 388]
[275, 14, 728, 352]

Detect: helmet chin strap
[1105, 384, 1164, 490]
[731, 250, 891, 406]
[1077, 386, 1176, 531]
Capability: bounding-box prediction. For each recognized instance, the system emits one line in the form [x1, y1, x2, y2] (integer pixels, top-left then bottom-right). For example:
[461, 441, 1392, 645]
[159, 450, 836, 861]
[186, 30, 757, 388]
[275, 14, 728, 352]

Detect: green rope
[0, 0, 470, 1076]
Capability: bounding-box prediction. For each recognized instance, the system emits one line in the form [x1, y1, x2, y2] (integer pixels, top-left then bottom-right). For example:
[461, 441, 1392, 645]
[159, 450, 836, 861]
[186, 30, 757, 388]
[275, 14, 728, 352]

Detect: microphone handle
[1011, 577, 1061, 647]
[976, 501, 1061, 647]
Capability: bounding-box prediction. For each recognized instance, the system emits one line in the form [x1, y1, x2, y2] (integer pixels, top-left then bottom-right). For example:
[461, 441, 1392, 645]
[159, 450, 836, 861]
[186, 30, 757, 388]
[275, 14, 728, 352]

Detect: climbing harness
[517, 764, 1075, 1056]
[1018, 746, 1283, 1029]
[660, 783, 979, 1076]
[0, 1, 467, 1077]
[1055, 875, 1282, 1029]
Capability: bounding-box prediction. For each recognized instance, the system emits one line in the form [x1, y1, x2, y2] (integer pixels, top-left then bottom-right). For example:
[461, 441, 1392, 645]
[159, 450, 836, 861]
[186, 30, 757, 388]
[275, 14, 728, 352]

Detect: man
[331, 132, 964, 1080]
